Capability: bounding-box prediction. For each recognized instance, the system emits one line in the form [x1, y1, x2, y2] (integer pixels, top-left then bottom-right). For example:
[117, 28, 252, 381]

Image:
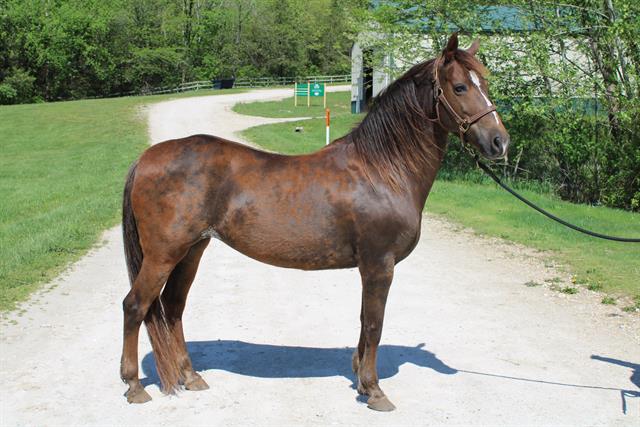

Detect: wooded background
[1, 0, 637, 211]
[0, 0, 362, 102]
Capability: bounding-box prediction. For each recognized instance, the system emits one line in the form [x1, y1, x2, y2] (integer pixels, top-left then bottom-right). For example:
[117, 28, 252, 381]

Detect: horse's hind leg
[121, 258, 177, 403]
[355, 255, 396, 411]
[161, 238, 210, 391]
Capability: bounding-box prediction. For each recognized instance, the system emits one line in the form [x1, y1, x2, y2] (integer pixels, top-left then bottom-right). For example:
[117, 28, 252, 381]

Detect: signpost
[294, 82, 308, 107]
[325, 108, 330, 145]
[294, 81, 326, 108]
[310, 82, 326, 108]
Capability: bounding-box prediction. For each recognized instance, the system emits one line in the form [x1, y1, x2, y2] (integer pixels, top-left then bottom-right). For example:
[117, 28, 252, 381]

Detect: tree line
[0, 0, 363, 103]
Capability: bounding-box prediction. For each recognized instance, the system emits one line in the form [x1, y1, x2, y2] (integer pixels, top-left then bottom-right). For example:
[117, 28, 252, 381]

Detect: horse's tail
[122, 161, 182, 393]
[123, 161, 142, 287]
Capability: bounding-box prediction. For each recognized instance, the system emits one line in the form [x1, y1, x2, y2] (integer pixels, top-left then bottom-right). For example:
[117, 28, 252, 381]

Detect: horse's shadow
[140, 342, 638, 415]
[140, 340, 456, 387]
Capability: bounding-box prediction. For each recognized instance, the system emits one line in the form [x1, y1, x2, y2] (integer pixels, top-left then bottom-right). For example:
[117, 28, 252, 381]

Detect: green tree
[2, 0, 363, 99]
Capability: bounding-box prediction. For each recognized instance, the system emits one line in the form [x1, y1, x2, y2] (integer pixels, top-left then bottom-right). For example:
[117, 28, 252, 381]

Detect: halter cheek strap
[427, 56, 497, 140]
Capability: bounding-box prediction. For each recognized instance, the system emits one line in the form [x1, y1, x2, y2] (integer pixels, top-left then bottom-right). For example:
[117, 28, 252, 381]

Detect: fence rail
[103, 74, 350, 98]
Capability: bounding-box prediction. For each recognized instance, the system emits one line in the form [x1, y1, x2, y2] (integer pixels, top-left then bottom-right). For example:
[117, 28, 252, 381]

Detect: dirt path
[1, 87, 638, 426]
[146, 87, 319, 145]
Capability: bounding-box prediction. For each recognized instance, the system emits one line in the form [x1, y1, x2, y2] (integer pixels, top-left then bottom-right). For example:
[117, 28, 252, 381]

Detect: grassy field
[240, 92, 640, 307]
[0, 88, 244, 311]
[233, 91, 352, 119]
[239, 91, 363, 154]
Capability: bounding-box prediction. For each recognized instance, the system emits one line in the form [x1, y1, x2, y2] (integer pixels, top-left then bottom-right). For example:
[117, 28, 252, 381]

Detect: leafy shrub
[0, 83, 17, 104]
[0, 69, 35, 104]
[441, 96, 640, 211]
[124, 48, 186, 93]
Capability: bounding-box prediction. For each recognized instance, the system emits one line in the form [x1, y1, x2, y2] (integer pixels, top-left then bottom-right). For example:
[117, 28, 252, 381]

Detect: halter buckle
[459, 121, 471, 133]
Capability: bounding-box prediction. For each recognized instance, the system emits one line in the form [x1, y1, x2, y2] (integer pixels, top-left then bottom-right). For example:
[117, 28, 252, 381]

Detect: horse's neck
[347, 78, 449, 208]
[406, 124, 449, 209]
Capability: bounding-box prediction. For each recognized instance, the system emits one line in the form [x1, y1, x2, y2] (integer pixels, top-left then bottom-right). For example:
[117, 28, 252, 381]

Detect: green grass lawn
[233, 91, 352, 119]
[243, 113, 363, 154]
[240, 92, 640, 305]
[0, 88, 244, 311]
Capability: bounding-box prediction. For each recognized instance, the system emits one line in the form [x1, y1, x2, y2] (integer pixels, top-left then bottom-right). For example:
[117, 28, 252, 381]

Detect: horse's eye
[454, 84, 467, 94]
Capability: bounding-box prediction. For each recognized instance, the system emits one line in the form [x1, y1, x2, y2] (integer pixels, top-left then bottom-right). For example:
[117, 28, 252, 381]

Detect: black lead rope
[474, 157, 640, 243]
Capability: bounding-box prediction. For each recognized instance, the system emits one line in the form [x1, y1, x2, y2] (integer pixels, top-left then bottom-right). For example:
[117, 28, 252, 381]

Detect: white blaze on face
[469, 70, 499, 124]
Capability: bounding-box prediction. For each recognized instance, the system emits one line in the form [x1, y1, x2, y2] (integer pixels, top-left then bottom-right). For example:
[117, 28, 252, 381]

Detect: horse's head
[427, 33, 510, 160]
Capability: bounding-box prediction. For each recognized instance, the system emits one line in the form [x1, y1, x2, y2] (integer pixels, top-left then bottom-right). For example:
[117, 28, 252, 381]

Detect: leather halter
[427, 56, 497, 141]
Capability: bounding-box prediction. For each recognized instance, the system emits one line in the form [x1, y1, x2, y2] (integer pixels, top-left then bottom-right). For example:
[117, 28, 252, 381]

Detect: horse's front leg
[355, 255, 396, 411]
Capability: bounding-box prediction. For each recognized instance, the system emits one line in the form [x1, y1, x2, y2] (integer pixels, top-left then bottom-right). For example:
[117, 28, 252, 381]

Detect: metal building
[350, 41, 393, 114]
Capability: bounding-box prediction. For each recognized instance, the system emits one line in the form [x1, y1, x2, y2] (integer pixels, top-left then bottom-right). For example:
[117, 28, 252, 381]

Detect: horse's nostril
[492, 135, 502, 150]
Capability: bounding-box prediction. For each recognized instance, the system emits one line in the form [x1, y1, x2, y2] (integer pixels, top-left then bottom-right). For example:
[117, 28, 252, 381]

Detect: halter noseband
[427, 56, 497, 140]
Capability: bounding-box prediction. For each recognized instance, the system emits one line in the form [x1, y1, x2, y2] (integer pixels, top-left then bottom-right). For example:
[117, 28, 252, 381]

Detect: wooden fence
[103, 74, 350, 98]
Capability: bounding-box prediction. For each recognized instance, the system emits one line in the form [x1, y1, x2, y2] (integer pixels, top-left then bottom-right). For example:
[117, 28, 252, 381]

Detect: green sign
[295, 83, 308, 95]
[294, 81, 326, 107]
[310, 82, 324, 97]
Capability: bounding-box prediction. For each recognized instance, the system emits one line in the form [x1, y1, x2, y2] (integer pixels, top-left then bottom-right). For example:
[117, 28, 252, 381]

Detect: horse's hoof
[126, 387, 152, 404]
[185, 376, 209, 391]
[367, 395, 396, 412]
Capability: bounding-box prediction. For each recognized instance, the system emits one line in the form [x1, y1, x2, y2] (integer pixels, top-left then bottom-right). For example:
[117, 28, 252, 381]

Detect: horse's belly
[217, 220, 356, 270]
[211, 166, 359, 270]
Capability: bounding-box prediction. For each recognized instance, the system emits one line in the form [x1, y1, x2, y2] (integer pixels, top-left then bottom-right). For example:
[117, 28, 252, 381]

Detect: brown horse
[120, 33, 509, 411]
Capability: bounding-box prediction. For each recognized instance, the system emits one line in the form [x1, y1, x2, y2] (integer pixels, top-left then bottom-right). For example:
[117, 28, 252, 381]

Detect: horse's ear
[443, 32, 458, 62]
[467, 39, 480, 56]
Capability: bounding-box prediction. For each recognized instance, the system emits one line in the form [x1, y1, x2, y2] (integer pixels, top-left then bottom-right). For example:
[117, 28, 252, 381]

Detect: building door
[362, 49, 373, 111]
